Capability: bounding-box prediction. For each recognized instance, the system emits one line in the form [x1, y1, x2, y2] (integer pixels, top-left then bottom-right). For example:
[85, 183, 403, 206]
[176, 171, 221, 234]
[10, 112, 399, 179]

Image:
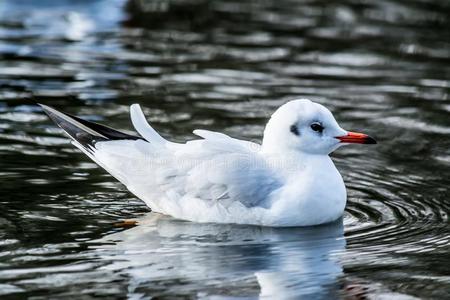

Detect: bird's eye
[310, 122, 324, 133]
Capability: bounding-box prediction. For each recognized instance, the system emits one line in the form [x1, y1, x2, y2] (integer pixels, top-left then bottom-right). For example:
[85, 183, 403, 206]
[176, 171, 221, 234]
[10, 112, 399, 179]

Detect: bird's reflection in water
[92, 214, 347, 299]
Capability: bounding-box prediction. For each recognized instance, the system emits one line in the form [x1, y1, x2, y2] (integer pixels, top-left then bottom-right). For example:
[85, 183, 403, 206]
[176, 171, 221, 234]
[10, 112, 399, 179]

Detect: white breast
[267, 154, 346, 226]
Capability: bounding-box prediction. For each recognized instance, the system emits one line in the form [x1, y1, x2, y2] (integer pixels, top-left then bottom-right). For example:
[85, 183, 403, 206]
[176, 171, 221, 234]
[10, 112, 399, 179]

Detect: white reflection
[92, 214, 345, 299]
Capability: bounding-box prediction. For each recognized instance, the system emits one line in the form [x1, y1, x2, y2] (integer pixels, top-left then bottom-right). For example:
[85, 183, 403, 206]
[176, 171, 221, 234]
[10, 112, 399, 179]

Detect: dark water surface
[1, 0, 449, 299]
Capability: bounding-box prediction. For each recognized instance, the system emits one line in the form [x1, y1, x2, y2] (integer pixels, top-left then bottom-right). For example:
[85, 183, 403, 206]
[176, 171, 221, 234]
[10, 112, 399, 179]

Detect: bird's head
[262, 99, 376, 155]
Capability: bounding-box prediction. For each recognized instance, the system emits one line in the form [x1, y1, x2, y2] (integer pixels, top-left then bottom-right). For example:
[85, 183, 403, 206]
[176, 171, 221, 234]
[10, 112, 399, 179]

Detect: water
[0, 0, 449, 298]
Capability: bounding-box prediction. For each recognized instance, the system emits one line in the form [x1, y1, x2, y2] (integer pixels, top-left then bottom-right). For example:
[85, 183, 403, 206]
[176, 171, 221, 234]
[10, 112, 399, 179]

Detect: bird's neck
[260, 149, 333, 179]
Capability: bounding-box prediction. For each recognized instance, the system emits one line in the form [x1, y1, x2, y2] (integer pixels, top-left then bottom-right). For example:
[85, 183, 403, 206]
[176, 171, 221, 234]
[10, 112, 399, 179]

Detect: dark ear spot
[290, 124, 300, 136]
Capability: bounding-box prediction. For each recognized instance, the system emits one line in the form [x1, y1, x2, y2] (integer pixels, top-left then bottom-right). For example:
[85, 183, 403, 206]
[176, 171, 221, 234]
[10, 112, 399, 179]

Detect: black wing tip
[37, 103, 51, 113]
[39, 103, 142, 151]
[37, 103, 58, 117]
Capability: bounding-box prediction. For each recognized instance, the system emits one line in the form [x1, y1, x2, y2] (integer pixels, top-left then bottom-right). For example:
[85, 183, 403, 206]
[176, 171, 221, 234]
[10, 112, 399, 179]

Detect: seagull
[39, 99, 376, 227]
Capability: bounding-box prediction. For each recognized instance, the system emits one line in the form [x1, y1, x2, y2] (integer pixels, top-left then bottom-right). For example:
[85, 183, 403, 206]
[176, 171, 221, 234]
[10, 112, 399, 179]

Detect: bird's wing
[41, 103, 281, 210]
[192, 129, 261, 153]
[163, 130, 280, 208]
[89, 127, 281, 209]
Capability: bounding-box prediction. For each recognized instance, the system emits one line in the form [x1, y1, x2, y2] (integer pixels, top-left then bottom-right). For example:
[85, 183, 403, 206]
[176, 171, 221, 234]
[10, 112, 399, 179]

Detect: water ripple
[0, 0, 449, 298]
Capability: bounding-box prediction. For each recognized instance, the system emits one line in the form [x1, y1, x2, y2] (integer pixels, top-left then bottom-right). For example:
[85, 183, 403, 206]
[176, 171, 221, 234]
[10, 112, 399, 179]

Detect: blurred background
[0, 0, 449, 299]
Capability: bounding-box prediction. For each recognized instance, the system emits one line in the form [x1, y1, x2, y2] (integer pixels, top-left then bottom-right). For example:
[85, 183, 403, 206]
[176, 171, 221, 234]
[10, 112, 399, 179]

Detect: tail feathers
[130, 104, 165, 144]
[39, 104, 142, 153]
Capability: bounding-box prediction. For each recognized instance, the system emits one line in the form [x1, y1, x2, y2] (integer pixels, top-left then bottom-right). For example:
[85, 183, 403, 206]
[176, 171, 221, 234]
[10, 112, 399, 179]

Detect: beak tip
[336, 132, 377, 144]
[365, 136, 377, 144]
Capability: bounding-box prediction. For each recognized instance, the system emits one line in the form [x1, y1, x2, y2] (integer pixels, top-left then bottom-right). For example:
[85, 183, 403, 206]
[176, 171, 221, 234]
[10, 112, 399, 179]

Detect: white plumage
[40, 99, 376, 227]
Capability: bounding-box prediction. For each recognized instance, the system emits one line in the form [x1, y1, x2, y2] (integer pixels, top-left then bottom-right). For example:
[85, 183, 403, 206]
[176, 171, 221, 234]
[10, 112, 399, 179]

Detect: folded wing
[40, 104, 282, 212]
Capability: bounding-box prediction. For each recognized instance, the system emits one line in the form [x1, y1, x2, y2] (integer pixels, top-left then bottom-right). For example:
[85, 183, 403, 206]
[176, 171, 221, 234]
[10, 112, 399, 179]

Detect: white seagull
[40, 99, 376, 227]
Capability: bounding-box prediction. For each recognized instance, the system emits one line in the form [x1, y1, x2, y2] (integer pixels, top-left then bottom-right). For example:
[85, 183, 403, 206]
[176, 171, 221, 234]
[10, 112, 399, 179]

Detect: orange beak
[336, 131, 377, 144]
